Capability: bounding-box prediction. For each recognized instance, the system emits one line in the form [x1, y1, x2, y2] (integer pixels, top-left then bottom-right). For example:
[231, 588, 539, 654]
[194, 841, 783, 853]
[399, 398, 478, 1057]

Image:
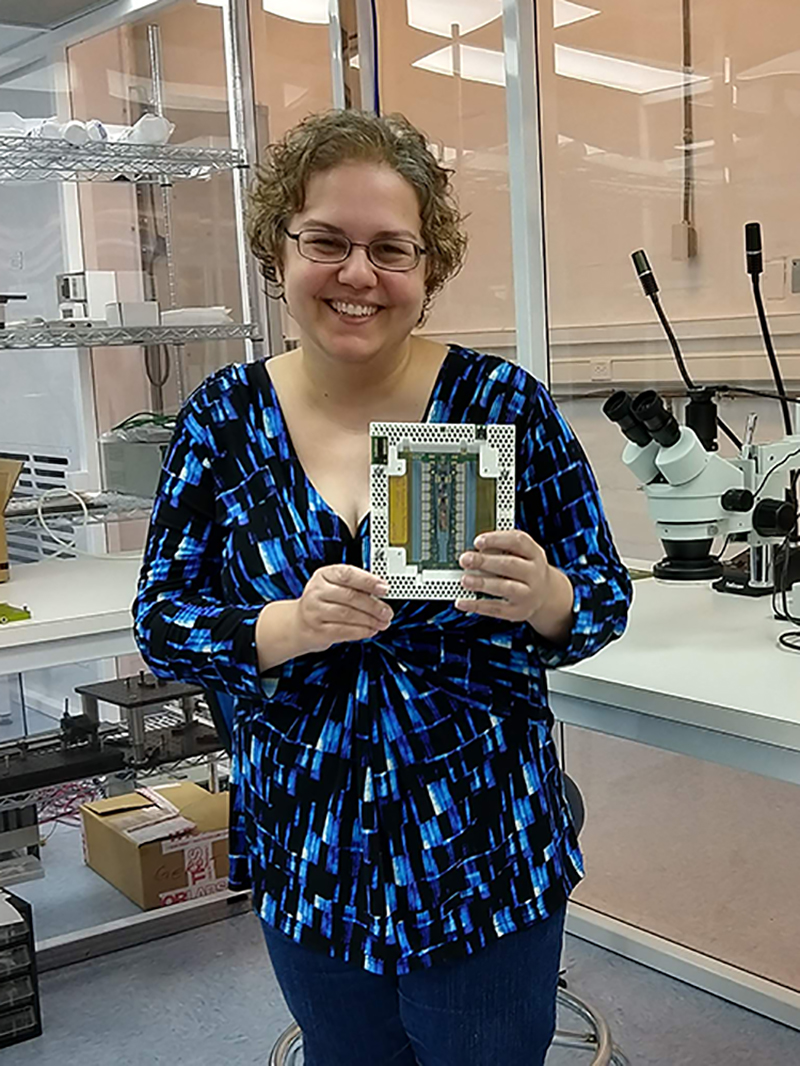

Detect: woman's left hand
[456, 530, 575, 640]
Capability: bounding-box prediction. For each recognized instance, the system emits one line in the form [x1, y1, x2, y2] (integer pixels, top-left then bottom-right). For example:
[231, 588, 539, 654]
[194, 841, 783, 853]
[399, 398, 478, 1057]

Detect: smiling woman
[246, 109, 467, 323]
[133, 108, 631, 1066]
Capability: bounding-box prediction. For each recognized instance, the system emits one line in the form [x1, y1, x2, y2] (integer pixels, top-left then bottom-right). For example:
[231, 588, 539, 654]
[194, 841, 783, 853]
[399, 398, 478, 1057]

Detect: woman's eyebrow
[300, 219, 420, 240]
[300, 219, 343, 232]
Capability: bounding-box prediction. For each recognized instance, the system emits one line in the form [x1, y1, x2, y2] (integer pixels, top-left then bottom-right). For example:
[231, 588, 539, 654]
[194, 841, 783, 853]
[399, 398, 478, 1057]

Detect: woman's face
[282, 161, 427, 368]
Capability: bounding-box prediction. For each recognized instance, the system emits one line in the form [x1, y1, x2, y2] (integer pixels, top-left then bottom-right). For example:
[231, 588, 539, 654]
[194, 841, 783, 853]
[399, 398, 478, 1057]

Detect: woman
[134, 109, 631, 1066]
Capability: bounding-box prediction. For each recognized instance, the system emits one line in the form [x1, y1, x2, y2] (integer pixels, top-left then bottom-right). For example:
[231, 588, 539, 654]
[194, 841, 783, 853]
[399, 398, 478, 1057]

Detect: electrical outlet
[671, 221, 698, 261]
[763, 258, 786, 300]
[591, 359, 612, 382]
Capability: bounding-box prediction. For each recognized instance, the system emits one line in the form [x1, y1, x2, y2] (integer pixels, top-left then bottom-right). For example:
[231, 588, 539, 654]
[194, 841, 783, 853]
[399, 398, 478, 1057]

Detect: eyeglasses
[285, 228, 426, 272]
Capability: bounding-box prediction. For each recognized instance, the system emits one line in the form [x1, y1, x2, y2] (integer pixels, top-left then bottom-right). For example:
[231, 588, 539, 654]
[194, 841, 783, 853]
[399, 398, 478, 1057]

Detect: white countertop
[0, 555, 141, 673]
[551, 576, 800, 752]
[1, 557, 797, 756]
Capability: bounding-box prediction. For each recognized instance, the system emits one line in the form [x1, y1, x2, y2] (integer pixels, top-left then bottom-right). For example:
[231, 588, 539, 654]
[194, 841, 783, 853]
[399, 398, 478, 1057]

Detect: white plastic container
[0, 112, 25, 136]
[160, 307, 233, 326]
[123, 114, 175, 146]
[105, 302, 160, 327]
[86, 119, 108, 142]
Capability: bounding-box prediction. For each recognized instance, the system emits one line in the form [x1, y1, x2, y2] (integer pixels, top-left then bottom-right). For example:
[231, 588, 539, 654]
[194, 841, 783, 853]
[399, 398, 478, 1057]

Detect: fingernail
[474, 536, 485, 549]
[376, 583, 389, 596]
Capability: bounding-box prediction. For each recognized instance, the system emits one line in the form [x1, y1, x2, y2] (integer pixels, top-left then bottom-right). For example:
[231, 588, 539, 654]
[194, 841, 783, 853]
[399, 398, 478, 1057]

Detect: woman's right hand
[256, 566, 393, 670]
[294, 565, 393, 653]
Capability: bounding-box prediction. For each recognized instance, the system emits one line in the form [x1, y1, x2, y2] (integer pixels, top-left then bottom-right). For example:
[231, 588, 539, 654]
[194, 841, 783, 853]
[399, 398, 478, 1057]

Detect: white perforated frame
[370, 422, 516, 600]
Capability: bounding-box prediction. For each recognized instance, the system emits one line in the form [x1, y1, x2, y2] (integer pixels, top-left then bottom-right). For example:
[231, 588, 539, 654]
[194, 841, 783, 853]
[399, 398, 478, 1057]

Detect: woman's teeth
[329, 301, 379, 318]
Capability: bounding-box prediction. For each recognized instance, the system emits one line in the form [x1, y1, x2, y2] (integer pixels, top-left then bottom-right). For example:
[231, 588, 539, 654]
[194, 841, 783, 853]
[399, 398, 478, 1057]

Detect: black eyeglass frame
[284, 228, 427, 272]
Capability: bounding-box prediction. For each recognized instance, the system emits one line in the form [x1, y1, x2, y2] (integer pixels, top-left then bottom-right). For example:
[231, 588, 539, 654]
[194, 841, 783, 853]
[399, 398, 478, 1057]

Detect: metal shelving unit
[0, 135, 245, 184]
[0, 322, 259, 350]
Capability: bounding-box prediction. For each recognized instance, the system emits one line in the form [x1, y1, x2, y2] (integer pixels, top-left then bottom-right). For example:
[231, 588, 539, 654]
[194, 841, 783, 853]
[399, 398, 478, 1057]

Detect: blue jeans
[262, 906, 566, 1066]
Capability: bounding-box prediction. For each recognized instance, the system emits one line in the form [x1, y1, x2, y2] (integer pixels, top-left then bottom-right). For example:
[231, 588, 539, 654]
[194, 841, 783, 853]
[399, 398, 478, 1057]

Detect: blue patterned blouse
[133, 345, 631, 975]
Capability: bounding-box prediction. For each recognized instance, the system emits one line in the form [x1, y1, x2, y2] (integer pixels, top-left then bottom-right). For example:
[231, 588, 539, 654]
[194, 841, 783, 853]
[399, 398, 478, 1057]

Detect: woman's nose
[337, 245, 378, 287]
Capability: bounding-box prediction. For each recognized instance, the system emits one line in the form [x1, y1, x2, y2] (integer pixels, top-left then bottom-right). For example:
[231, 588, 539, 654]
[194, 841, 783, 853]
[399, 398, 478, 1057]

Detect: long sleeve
[516, 376, 632, 669]
[132, 399, 268, 700]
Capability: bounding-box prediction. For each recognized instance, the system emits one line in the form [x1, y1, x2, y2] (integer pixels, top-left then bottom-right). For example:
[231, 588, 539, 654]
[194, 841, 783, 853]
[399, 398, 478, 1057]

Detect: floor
[6, 823, 799, 1066]
[5, 751, 799, 1063]
[5, 910, 799, 1066]
[17, 821, 141, 940]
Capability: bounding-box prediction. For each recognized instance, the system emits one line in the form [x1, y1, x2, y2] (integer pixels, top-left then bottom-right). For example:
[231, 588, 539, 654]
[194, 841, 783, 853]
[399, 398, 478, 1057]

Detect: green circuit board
[387, 450, 496, 568]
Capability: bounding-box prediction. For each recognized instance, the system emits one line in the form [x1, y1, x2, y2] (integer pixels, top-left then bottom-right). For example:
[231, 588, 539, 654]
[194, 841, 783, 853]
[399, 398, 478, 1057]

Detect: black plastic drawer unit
[0, 891, 42, 1048]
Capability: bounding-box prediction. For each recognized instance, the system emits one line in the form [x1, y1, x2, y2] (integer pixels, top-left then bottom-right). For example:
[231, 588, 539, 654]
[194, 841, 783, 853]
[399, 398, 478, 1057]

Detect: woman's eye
[373, 241, 412, 261]
[308, 236, 345, 251]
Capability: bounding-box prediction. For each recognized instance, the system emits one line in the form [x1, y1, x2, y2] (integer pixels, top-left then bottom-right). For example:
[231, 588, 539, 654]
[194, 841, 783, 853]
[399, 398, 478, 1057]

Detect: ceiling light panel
[405, 0, 598, 37]
[406, 0, 501, 37]
[260, 0, 329, 22]
[554, 1, 599, 28]
[198, 0, 330, 21]
[412, 44, 505, 86]
[413, 42, 708, 96]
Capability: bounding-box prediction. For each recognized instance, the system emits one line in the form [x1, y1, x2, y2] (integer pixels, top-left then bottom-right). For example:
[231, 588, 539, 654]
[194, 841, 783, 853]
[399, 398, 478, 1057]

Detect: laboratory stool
[267, 777, 629, 1066]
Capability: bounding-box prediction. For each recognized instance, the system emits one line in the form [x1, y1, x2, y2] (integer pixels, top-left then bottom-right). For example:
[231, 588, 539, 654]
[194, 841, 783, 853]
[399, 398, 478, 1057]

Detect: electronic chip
[370, 422, 516, 600]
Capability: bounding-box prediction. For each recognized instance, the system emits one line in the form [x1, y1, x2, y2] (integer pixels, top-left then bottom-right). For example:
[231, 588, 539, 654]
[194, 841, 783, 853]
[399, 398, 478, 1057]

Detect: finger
[459, 551, 532, 580]
[321, 564, 390, 598]
[320, 602, 393, 629]
[460, 574, 527, 603]
[318, 584, 394, 625]
[471, 530, 540, 560]
[454, 597, 513, 619]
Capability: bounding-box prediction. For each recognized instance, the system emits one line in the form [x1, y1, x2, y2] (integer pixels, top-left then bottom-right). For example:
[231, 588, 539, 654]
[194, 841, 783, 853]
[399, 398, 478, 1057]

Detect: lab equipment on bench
[605, 223, 800, 601]
[603, 386, 798, 586]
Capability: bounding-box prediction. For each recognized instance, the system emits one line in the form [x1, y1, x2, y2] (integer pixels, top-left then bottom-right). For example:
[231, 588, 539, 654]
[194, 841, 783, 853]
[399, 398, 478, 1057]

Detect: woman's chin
[322, 337, 387, 364]
[313, 321, 402, 362]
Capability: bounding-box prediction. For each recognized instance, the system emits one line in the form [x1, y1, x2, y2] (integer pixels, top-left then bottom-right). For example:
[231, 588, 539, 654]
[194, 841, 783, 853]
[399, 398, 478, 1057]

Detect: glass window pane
[538, 0, 800, 996]
[375, 1, 515, 352]
[565, 726, 800, 989]
[67, 2, 244, 427]
[249, 0, 336, 349]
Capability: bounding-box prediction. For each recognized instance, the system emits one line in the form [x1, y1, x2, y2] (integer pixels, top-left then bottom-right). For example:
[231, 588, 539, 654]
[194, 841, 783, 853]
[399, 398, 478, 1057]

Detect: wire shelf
[5, 491, 154, 521]
[0, 322, 259, 349]
[0, 136, 246, 184]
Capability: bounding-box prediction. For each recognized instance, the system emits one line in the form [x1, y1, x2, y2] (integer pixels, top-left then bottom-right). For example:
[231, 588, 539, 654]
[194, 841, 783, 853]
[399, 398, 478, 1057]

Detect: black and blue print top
[133, 345, 631, 975]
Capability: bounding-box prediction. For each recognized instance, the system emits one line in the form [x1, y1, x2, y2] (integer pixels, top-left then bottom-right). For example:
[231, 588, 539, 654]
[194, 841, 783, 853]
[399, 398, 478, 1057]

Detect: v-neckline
[258, 345, 454, 541]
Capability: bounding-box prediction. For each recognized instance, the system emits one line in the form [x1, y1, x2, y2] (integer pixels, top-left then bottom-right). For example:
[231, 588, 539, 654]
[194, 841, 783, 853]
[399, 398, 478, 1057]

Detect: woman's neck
[296, 336, 417, 417]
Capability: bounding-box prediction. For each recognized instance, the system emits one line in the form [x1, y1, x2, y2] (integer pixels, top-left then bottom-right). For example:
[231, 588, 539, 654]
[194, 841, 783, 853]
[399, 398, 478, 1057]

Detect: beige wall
[375, 3, 516, 338]
[540, 0, 800, 337]
[537, 1, 800, 998]
[66, 1, 800, 406]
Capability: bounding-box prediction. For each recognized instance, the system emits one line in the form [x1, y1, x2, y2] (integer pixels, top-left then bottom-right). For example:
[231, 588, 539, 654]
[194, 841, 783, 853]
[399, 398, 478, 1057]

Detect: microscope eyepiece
[602, 391, 652, 447]
[630, 390, 682, 448]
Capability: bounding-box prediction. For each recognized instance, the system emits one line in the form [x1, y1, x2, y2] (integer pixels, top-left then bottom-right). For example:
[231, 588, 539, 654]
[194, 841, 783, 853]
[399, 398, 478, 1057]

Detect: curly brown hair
[247, 109, 467, 321]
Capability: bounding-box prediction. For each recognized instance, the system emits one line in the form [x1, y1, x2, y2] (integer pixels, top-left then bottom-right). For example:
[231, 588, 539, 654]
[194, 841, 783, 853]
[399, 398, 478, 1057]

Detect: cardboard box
[81, 783, 229, 910]
[0, 458, 23, 584]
